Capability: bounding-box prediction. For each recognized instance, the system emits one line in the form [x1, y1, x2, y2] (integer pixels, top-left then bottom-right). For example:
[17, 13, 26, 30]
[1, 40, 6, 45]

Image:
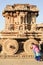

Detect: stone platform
[0, 52, 43, 65]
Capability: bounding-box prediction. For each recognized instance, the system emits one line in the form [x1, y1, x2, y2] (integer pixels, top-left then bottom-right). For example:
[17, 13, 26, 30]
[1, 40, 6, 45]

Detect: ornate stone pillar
[5, 13, 11, 31]
[22, 12, 25, 31]
[31, 13, 36, 31]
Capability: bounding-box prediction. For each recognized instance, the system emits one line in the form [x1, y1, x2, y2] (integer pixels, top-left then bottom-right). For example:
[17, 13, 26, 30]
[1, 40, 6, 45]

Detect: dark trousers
[35, 56, 41, 61]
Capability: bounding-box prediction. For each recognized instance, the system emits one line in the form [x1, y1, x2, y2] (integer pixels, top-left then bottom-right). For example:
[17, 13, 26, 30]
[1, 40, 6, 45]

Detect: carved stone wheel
[4, 39, 19, 55]
[24, 39, 38, 54]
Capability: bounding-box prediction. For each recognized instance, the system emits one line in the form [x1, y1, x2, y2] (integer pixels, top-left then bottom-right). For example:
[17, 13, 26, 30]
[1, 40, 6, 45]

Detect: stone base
[0, 54, 34, 59]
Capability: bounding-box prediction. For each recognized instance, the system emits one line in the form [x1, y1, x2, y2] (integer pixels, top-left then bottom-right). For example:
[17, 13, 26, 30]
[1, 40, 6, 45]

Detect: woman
[31, 43, 41, 61]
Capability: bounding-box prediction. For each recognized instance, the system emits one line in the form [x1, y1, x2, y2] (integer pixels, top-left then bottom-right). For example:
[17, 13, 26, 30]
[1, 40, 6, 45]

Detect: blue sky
[0, 0, 43, 30]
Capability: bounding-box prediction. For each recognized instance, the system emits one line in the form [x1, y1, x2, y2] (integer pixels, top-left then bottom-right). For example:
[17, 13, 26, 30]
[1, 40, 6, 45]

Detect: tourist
[31, 43, 41, 61]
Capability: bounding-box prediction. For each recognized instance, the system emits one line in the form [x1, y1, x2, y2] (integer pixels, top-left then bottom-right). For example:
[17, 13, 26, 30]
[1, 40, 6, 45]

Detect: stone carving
[0, 4, 43, 56]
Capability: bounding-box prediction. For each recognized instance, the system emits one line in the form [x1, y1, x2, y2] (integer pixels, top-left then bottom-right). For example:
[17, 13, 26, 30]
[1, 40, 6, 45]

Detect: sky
[0, 0, 43, 30]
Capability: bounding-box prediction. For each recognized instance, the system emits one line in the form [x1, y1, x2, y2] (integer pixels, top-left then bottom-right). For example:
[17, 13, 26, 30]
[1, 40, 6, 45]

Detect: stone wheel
[24, 39, 38, 54]
[4, 39, 19, 55]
